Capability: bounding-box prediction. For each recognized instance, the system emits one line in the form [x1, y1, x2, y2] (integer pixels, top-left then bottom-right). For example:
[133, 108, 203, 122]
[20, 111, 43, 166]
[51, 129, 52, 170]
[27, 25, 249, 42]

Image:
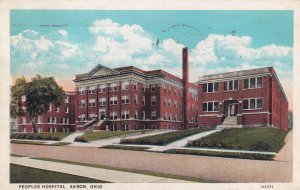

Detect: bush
[74, 136, 87, 143]
[250, 141, 272, 151]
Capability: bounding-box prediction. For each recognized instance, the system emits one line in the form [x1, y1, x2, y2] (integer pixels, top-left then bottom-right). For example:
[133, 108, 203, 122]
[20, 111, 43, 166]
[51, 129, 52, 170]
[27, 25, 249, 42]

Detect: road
[10, 144, 292, 183]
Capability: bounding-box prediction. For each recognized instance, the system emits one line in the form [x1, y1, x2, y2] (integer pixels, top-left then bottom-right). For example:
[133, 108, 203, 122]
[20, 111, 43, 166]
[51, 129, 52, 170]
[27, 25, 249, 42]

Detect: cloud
[57, 30, 68, 38]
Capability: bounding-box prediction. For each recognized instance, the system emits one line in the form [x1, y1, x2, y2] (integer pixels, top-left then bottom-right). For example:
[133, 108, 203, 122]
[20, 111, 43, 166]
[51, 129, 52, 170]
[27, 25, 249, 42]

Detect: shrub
[250, 141, 271, 151]
[74, 136, 87, 143]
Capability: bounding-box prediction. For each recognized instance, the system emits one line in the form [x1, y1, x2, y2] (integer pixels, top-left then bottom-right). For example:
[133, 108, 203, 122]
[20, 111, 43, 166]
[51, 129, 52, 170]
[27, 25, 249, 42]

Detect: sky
[10, 10, 293, 108]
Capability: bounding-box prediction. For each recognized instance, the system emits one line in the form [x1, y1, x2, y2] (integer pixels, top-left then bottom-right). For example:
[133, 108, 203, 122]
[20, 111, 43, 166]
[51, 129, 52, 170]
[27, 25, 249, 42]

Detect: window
[122, 81, 130, 90]
[55, 106, 59, 112]
[99, 97, 106, 106]
[110, 96, 118, 105]
[202, 102, 219, 112]
[89, 86, 96, 94]
[79, 100, 86, 108]
[151, 96, 156, 106]
[134, 110, 138, 119]
[163, 85, 167, 93]
[169, 113, 172, 121]
[110, 111, 118, 120]
[22, 117, 26, 124]
[151, 110, 156, 120]
[65, 96, 69, 103]
[203, 82, 219, 93]
[224, 80, 238, 91]
[174, 100, 177, 108]
[133, 82, 137, 90]
[164, 99, 167, 106]
[168, 99, 172, 107]
[151, 84, 156, 92]
[134, 95, 138, 104]
[110, 83, 117, 91]
[99, 84, 106, 93]
[48, 104, 52, 112]
[21, 95, 26, 102]
[89, 113, 97, 121]
[48, 117, 56, 124]
[243, 98, 263, 110]
[164, 112, 167, 120]
[122, 95, 130, 104]
[174, 89, 177, 96]
[65, 106, 69, 113]
[78, 114, 86, 122]
[142, 85, 146, 92]
[88, 99, 96, 107]
[174, 114, 177, 121]
[168, 87, 171, 95]
[37, 115, 42, 123]
[244, 77, 263, 89]
[122, 110, 129, 119]
[79, 87, 85, 95]
[142, 96, 145, 105]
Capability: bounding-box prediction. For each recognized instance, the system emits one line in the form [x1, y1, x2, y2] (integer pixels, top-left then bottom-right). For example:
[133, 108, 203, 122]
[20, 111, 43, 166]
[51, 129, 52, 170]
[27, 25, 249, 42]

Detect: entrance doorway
[224, 100, 238, 117]
[99, 109, 106, 121]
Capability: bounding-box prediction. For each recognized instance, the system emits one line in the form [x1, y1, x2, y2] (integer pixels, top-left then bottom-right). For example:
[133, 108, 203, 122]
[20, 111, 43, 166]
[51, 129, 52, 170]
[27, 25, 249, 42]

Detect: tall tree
[10, 77, 27, 118]
[11, 75, 64, 134]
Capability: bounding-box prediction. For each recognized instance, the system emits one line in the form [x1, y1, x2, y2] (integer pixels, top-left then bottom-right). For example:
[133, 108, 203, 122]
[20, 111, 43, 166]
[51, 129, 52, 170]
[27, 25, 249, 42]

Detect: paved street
[11, 156, 189, 183]
[11, 144, 292, 183]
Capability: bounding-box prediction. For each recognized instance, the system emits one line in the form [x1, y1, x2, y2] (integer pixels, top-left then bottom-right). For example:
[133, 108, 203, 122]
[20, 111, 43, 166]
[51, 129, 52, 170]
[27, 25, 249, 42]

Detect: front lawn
[120, 128, 213, 146]
[164, 149, 275, 160]
[82, 130, 142, 141]
[10, 140, 46, 145]
[10, 164, 108, 183]
[10, 133, 73, 141]
[187, 127, 288, 152]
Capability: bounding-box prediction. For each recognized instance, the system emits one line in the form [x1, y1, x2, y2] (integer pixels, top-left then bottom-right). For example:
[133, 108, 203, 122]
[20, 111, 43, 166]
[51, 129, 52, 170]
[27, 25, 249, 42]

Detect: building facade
[17, 92, 76, 133]
[198, 67, 289, 131]
[74, 48, 199, 131]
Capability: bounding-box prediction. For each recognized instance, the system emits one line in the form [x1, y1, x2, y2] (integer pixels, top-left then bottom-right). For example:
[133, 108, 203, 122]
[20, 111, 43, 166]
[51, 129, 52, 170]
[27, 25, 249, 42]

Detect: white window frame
[79, 100, 86, 108]
[242, 98, 263, 110]
[122, 110, 130, 120]
[65, 106, 69, 113]
[98, 84, 106, 93]
[65, 96, 69, 103]
[110, 96, 118, 105]
[99, 97, 106, 106]
[202, 82, 219, 93]
[89, 99, 96, 107]
[122, 95, 130, 104]
[243, 77, 263, 89]
[79, 87, 85, 95]
[202, 101, 220, 112]
[110, 83, 117, 91]
[122, 81, 130, 90]
[151, 96, 156, 106]
[224, 80, 239, 91]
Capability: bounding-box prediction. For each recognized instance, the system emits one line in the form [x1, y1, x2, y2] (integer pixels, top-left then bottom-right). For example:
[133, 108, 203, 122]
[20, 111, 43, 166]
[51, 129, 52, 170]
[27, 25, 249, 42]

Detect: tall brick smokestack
[182, 47, 189, 130]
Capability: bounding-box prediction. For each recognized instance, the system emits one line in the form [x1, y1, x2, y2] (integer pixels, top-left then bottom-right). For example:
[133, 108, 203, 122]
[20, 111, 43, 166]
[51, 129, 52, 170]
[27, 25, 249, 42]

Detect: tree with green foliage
[10, 75, 64, 134]
[288, 110, 293, 129]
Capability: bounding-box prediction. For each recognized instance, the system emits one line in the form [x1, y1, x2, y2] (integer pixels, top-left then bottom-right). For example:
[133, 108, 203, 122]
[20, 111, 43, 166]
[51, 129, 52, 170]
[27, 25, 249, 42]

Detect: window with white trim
[22, 117, 26, 124]
[48, 104, 52, 112]
[122, 95, 130, 104]
[21, 95, 26, 102]
[78, 114, 86, 122]
[202, 101, 219, 112]
[79, 100, 86, 108]
[151, 84, 156, 92]
[55, 106, 59, 112]
[168, 99, 172, 107]
[142, 96, 145, 105]
[110, 96, 118, 105]
[122, 110, 129, 119]
[99, 84, 106, 93]
[134, 95, 138, 104]
[110, 111, 118, 120]
[37, 115, 42, 124]
[202, 82, 219, 93]
[151, 110, 156, 120]
[243, 98, 263, 110]
[99, 97, 106, 106]
[174, 100, 177, 108]
[224, 80, 238, 91]
[89, 99, 96, 107]
[79, 87, 85, 95]
[243, 77, 263, 89]
[110, 83, 117, 91]
[65, 96, 69, 103]
[122, 81, 130, 90]
[164, 112, 167, 120]
[88, 86, 96, 94]
[169, 113, 172, 121]
[134, 110, 138, 119]
[65, 106, 69, 113]
[163, 85, 167, 93]
[151, 96, 156, 106]
[89, 113, 97, 121]
[133, 82, 137, 90]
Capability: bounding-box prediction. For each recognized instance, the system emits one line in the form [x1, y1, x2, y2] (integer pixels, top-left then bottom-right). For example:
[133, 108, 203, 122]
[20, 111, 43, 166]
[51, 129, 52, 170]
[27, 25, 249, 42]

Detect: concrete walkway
[274, 131, 293, 162]
[11, 156, 189, 183]
[61, 132, 85, 143]
[166, 129, 221, 148]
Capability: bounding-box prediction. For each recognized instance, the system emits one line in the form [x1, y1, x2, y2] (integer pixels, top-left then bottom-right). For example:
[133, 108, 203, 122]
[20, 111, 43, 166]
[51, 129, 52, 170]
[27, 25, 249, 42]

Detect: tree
[10, 75, 64, 134]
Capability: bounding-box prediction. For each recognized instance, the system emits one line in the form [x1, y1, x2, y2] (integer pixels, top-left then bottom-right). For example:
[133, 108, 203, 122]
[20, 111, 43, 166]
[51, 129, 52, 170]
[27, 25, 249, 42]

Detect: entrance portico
[223, 100, 238, 117]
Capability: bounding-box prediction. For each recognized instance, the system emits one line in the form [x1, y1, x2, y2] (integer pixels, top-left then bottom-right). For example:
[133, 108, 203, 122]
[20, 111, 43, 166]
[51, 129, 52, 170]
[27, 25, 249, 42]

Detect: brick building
[74, 48, 199, 131]
[198, 67, 289, 131]
[17, 92, 76, 133]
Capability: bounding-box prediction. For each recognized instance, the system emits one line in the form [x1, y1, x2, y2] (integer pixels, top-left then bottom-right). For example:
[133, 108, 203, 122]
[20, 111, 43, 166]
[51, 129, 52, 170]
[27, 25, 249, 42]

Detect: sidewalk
[274, 131, 293, 161]
[61, 132, 85, 143]
[10, 156, 190, 183]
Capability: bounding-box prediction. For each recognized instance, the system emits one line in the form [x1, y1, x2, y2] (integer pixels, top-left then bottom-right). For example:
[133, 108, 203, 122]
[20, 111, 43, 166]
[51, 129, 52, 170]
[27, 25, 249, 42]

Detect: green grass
[100, 145, 150, 151]
[82, 130, 142, 141]
[11, 133, 73, 141]
[10, 164, 108, 183]
[48, 142, 71, 146]
[120, 128, 213, 146]
[32, 157, 217, 183]
[187, 127, 288, 152]
[164, 149, 275, 160]
[11, 154, 27, 157]
[10, 140, 46, 145]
